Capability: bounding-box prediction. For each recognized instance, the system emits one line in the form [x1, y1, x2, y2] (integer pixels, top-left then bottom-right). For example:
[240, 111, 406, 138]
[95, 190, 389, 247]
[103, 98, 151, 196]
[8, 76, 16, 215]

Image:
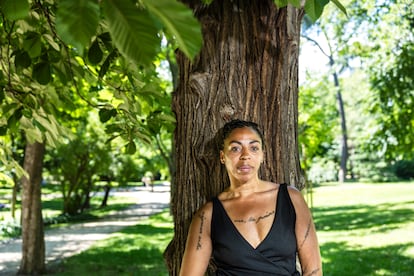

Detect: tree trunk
[330, 59, 349, 183]
[165, 0, 304, 274]
[19, 141, 46, 275]
[11, 172, 19, 219]
[100, 184, 111, 208]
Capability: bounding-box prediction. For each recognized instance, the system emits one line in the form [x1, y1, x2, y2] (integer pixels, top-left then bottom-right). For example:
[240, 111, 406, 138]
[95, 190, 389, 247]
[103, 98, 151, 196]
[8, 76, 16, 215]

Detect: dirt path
[0, 184, 170, 275]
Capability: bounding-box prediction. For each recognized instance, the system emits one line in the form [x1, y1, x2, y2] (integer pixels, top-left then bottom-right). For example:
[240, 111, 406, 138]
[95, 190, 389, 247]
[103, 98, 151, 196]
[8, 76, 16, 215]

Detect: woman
[180, 120, 322, 275]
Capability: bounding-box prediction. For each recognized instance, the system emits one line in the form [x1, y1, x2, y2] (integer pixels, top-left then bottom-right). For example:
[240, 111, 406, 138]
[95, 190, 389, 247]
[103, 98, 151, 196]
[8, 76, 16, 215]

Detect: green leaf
[43, 34, 60, 51]
[0, 126, 7, 136]
[14, 50, 31, 69]
[23, 31, 42, 58]
[0, 0, 29, 20]
[88, 39, 103, 65]
[304, 0, 329, 22]
[99, 108, 117, 123]
[99, 50, 118, 79]
[55, 0, 100, 54]
[102, 0, 161, 66]
[32, 62, 52, 85]
[126, 141, 136, 154]
[7, 107, 23, 131]
[330, 0, 347, 17]
[143, 0, 202, 60]
[0, 86, 4, 102]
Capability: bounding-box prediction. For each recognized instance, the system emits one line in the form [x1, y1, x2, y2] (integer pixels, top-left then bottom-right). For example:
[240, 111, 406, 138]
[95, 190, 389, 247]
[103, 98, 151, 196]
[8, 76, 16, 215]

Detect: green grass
[35, 182, 414, 275]
[309, 182, 414, 275]
[1, 189, 138, 239]
[51, 211, 173, 276]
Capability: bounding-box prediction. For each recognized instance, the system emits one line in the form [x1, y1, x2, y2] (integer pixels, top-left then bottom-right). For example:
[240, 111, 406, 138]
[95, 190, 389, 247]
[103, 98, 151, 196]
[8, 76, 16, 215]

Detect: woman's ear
[220, 151, 225, 164]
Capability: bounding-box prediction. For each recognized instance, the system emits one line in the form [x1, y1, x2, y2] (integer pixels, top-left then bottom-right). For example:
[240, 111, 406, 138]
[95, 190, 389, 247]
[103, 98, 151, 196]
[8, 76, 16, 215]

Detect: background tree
[298, 0, 413, 181]
[301, 22, 351, 182]
[298, 76, 337, 185]
[1, 0, 201, 273]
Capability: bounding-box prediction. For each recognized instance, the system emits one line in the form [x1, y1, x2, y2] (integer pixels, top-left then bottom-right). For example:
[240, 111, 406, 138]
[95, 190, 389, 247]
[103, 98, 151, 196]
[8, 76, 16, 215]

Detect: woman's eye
[230, 147, 241, 152]
[251, 146, 260, 152]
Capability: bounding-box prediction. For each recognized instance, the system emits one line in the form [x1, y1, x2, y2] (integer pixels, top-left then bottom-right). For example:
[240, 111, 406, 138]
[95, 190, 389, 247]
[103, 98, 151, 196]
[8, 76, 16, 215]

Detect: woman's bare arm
[288, 186, 322, 276]
[179, 202, 213, 276]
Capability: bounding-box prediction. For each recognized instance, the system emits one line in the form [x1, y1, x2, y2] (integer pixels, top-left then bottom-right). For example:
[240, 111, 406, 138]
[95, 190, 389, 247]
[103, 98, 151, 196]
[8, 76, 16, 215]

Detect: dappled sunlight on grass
[321, 242, 414, 276]
[44, 182, 414, 275]
[53, 210, 173, 276]
[313, 201, 413, 232]
[312, 182, 414, 275]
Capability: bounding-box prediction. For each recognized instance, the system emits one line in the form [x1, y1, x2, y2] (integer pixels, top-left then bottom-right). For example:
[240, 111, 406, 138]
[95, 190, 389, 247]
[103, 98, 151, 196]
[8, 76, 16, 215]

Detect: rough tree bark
[19, 141, 46, 275]
[165, 0, 305, 274]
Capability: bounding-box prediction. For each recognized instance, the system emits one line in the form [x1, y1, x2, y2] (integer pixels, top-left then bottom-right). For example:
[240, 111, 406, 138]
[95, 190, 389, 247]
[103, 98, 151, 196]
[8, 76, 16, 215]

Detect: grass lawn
[51, 182, 414, 275]
[0, 185, 139, 240]
[310, 181, 414, 276]
[51, 211, 173, 276]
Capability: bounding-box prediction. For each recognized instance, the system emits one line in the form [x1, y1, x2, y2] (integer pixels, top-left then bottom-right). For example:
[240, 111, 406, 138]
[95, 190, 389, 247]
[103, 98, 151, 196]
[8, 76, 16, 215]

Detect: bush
[307, 158, 338, 183]
[393, 160, 414, 180]
[0, 218, 21, 238]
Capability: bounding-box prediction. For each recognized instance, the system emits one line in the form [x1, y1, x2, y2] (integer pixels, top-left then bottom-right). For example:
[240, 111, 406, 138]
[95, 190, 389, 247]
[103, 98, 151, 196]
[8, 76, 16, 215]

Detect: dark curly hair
[220, 119, 265, 150]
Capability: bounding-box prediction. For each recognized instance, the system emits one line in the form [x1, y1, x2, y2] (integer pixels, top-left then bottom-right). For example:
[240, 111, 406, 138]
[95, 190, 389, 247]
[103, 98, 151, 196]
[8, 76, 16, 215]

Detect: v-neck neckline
[216, 185, 281, 250]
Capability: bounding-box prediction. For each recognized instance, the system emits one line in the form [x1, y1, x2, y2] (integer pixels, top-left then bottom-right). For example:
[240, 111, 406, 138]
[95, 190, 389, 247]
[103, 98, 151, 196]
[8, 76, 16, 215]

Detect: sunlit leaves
[56, 0, 100, 54]
[102, 0, 161, 66]
[330, 0, 347, 17]
[0, 0, 29, 20]
[370, 43, 414, 159]
[304, 0, 329, 22]
[143, 0, 202, 60]
[273, 0, 347, 22]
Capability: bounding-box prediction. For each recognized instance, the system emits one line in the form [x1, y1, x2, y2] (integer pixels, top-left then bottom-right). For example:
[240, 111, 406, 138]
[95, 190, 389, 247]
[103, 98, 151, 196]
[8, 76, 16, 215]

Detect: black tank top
[211, 183, 299, 275]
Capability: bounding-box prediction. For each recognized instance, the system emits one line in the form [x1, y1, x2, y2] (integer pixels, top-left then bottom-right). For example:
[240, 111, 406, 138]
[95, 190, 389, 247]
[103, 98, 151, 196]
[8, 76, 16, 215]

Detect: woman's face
[220, 126, 264, 181]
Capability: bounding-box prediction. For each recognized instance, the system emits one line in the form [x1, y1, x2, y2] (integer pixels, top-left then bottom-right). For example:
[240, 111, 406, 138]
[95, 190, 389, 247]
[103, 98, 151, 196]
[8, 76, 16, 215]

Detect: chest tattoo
[234, 210, 275, 224]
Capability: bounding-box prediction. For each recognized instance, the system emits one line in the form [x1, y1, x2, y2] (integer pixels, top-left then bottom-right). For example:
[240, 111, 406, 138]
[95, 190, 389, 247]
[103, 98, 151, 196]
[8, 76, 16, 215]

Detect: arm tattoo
[298, 218, 312, 250]
[196, 211, 205, 250]
[304, 268, 321, 276]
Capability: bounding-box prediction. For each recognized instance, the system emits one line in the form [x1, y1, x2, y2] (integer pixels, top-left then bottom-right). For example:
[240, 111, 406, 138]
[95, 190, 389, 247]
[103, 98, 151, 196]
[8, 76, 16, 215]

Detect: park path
[0, 183, 170, 275]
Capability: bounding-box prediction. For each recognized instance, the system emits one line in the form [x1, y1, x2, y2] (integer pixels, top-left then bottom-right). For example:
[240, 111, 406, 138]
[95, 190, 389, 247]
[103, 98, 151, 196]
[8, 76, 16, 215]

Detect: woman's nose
[240, 149, 250, 160]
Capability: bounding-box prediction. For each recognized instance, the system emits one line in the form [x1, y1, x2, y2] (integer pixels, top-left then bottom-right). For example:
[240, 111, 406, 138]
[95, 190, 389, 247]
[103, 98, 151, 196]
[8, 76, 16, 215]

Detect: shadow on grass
[51, 221, 173, 276]
[321, 241, 414, 276]
[313, 200, 414, 232]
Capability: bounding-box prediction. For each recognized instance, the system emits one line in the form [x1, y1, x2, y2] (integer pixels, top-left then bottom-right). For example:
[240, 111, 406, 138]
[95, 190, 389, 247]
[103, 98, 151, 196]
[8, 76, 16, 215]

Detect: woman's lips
[238, 165, 252, 172]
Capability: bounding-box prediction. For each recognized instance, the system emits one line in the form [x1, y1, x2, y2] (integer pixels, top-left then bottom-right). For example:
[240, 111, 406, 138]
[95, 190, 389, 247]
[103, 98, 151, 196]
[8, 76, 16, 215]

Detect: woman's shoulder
[196, 200, 214, 215]
[285, 184, 309, 209]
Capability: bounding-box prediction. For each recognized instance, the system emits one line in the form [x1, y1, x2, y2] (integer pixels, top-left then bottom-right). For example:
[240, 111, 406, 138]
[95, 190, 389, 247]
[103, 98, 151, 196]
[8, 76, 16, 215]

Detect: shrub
[0, 218, 21, 238]
[393, 160, 414, 179]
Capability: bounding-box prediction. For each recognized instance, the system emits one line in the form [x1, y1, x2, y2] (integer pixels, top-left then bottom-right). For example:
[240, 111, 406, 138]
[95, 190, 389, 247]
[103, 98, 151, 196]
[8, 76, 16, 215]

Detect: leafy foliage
[299, 76, 338, 182]
[55, 0, 100, 55]
[274, 0, 347, 22]
[0, 0, 196, 185]
[393, 160, 414, 180]
[347, 0, 414, 161]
